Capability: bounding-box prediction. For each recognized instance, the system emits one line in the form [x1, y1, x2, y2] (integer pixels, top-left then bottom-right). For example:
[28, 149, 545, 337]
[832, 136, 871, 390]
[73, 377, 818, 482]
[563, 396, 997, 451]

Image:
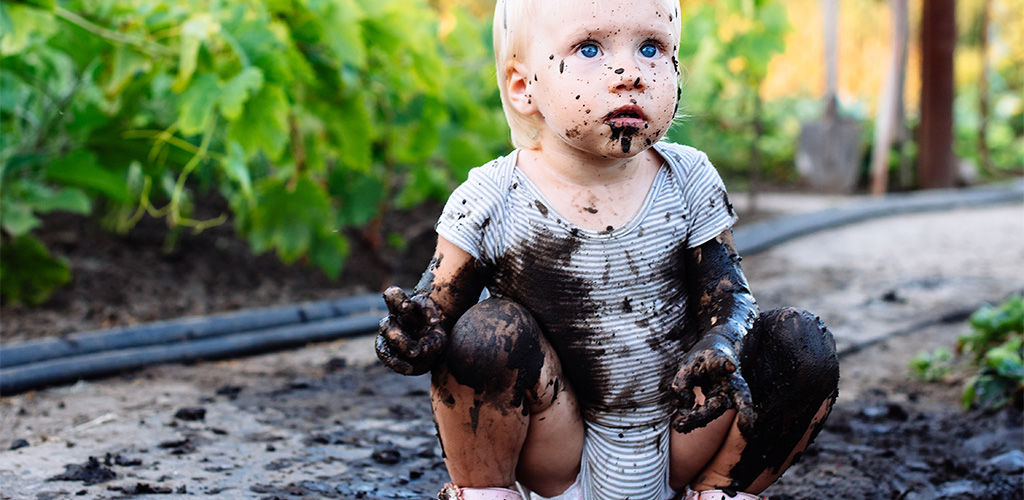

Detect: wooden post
[918, 0, 958, 189]
[869, 0, 910, 196]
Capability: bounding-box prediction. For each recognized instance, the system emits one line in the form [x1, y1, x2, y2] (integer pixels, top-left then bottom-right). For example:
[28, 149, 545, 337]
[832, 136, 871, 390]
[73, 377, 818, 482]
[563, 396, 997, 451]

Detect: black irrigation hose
[0, 315, 383, 395]
[1, 294, 385, 368]
[1, 180, 1021, 395]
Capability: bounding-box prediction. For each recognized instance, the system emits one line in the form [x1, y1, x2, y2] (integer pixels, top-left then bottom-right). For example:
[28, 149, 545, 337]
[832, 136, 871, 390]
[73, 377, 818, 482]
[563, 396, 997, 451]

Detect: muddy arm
[376, 236, 488, 375]
[671, 229, 758, 433]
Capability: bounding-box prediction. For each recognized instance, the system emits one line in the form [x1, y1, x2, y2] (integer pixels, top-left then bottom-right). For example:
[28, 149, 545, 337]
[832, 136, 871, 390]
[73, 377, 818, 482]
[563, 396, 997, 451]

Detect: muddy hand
[375, 286, 447, 375]
[671, 339, 755, 434]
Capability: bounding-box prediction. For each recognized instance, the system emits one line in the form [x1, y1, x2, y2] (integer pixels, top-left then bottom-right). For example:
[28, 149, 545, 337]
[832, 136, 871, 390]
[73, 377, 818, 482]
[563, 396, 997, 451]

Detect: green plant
[959, 294, 1024, 409]
[667, 0, 791, 184]
[0, 0, 508, 304]
[911, 295, 1024, 410]
[909, 347, 953, 382]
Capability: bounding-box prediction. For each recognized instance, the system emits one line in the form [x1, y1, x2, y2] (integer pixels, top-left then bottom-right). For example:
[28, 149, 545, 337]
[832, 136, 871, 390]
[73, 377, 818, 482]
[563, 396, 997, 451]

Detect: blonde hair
[493, 0, 683, 150]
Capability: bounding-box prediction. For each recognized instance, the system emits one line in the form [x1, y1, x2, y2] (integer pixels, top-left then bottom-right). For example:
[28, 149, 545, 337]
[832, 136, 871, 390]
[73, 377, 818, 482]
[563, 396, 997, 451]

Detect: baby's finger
[416, 326, 447, 358]
[381, 321, 416, 354]
[375, 334, 416, 375]
[383, 287, 413, 317]
[670, 370, 698, 410]
[728, 372, 757, 432]
[410, 294, 442, 326]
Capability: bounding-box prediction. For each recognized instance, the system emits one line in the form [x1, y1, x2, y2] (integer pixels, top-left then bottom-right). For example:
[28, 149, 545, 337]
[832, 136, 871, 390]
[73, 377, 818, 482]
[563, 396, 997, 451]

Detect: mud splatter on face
[608, 123, 640, 153]
[560, 59, 565, 73]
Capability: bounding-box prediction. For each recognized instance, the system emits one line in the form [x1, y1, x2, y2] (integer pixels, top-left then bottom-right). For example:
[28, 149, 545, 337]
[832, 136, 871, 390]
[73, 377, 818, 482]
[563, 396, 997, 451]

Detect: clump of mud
[47, 456, 117, 485]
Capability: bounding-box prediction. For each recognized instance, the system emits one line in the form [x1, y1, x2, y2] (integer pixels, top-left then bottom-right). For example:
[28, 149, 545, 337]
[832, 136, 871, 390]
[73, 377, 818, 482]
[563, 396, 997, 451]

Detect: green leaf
[0, 3, 57, 56]
[308, 231, 349, 280]
[32, 186, 91, 214]
[172, 13, 219, 92]
[222, 141, 254, 201]
[46, 150, 131, 203]
[0, 199, 40, 236]
[219, 67, 264, 121]
[249, 176, 332, 263]
[0, 234, 70, 305]
[396, 162, 450, 209]
[105, 45, 152, 97]
[329, 168, 383, 227]
[178, 73, 222, 136]
[327, 91, 373, 170]
[323, 0, 368, 69]
[228, 84, 289, 160]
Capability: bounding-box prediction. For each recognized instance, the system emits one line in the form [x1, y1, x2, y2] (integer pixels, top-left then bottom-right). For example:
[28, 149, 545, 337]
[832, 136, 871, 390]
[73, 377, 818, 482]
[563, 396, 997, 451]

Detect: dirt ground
[1, 195, 1023, 499]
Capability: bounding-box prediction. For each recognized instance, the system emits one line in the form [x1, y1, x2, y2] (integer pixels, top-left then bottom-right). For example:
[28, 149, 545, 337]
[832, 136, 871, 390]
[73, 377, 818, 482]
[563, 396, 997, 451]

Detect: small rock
[325, 358, 348, 372]
[47, 457, 117, 485]
[372, 448, 401, 465]
[9, 439, 29, 450]
[174, 407, 206, 421]
[989, 449, 1024, 473]
[215, 385, 243, 398]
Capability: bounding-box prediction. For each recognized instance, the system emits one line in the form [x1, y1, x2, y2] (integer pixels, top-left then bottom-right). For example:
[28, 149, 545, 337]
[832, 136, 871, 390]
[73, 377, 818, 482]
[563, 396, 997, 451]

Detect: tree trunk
[978, 0, 993, 174]
[918, 0, 958, 189]
[869, 0, 910, 195]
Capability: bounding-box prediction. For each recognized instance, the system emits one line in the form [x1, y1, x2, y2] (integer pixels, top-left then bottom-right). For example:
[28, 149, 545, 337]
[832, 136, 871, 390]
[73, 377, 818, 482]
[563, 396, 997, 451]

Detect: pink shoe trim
[684, 489, 763, 500]
[439, 483, 523, 500]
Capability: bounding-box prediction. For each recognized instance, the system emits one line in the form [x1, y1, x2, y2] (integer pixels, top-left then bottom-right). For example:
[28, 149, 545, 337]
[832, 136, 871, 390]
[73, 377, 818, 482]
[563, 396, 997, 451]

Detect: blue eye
[639, 43, 659, 58]
[578, 43, 601, 58]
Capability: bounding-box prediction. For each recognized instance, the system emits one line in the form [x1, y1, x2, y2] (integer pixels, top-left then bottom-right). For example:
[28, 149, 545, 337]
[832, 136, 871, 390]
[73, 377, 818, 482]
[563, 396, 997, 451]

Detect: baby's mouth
[603, 105, 647, 129]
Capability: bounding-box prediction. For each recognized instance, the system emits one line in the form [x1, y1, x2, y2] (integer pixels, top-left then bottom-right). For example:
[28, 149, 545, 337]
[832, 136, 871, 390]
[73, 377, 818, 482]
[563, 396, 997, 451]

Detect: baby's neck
[528, 146, 653, 188]
[516, 147, 663, 232]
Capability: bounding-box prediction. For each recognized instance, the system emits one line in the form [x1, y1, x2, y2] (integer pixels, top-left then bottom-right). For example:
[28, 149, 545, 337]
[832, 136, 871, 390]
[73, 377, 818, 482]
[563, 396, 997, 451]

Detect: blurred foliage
[910, 295, 1024, 411]
[0, 0, 508, 304]
[672, 0, 1023, 185]
[667, 0, 792, 184]
[1, 0, 1021, 305]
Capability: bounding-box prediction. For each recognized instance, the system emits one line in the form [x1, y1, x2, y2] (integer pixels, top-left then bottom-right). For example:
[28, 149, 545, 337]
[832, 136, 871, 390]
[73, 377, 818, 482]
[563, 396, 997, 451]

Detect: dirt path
[1, 202, 1022, 499]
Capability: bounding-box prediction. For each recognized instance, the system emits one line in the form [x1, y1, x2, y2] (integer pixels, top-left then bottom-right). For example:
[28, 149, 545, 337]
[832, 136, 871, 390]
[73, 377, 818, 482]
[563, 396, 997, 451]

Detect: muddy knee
[743, 307, 839, 399]
[728, 308, 839, 488]
[443, 298, 547, 406]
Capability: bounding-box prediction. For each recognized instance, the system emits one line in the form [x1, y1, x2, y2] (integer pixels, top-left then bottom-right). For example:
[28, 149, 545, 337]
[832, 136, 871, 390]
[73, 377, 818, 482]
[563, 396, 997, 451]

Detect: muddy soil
[2, 198, 1023, 500]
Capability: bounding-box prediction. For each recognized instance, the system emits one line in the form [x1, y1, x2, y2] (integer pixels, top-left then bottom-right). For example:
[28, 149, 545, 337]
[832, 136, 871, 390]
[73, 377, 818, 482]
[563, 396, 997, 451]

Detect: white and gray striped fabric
[436, 142, 738, 500]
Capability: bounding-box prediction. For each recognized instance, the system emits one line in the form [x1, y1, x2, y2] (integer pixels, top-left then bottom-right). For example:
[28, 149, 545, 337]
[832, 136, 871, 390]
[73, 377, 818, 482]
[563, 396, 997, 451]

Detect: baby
[376, 1, 840, 499]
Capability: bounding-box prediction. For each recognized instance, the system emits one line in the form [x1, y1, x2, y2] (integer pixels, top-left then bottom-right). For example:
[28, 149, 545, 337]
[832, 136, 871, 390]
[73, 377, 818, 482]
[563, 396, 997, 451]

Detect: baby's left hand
[670, 329, 756, 434]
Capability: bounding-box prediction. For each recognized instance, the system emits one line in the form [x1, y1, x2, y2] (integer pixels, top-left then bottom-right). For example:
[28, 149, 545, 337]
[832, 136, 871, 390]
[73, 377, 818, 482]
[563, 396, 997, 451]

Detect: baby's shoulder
[655, 141, 711, 173]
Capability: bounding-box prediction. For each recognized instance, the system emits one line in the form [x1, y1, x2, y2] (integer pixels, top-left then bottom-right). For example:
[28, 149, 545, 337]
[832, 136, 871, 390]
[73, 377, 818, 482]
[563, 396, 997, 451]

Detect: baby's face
[523, 0, 679, 158]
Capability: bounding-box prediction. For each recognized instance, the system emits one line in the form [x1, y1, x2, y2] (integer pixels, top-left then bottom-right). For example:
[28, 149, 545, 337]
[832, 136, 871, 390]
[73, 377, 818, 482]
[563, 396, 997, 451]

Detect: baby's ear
[506, 60, 538, 116]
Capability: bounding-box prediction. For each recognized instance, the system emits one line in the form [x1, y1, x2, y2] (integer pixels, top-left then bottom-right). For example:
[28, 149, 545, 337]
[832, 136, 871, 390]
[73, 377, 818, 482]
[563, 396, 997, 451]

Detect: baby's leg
[670, 307, 840, 494]
[431, 298, 584, 496]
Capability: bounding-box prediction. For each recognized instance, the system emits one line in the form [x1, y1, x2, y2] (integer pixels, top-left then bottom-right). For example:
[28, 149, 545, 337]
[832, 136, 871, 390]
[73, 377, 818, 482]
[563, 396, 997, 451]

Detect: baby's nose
[609, 66, 644, 92]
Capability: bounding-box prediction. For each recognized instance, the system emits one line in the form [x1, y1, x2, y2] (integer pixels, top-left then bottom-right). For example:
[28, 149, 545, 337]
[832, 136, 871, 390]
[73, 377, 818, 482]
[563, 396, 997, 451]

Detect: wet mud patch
[768, 389, 1023, 499]
[47, 456, 117, 485]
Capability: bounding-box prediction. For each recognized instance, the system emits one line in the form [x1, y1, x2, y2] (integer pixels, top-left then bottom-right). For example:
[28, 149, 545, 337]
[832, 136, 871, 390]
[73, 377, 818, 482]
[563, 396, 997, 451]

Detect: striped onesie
[436, 142, 738, 500]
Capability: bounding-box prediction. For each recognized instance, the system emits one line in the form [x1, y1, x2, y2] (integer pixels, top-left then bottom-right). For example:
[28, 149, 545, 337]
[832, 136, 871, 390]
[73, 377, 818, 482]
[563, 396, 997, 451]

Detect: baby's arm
[376, 236, 488, 375]
[671, 229, 758, 434]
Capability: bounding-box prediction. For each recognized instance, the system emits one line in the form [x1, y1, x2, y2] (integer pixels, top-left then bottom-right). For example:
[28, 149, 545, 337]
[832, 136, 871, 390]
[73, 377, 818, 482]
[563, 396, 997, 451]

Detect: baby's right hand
[375, 286, 447, 375]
